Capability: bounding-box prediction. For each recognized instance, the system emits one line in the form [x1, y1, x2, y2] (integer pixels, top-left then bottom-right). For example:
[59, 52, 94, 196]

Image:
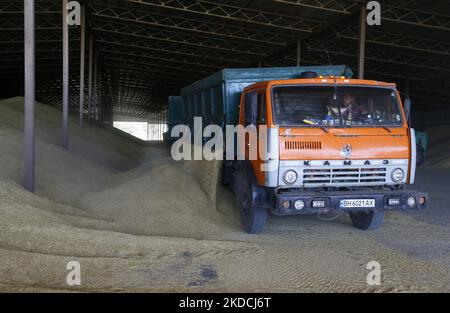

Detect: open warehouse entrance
[0, 0, 449, 292]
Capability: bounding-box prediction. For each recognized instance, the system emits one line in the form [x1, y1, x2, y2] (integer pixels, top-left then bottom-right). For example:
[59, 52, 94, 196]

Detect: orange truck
[172, 66, 428, 233]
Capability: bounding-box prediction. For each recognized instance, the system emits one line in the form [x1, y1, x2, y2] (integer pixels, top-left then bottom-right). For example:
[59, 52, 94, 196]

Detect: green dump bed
[169, 65, 353, 129]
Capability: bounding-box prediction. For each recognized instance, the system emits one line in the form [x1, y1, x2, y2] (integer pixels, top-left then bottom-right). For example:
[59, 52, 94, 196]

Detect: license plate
[340, 199, 376, 208]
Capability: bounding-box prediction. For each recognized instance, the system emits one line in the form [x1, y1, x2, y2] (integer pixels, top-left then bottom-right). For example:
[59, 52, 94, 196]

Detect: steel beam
[304, 39, 450, 74]
[88, 33, 93, 122]
[24, 0, 35, 193]
[358, 4, 367, 79]
[98, 48, 213, 74]
[1, 1, 60, 14]
[79, 3, 85, 127]
[91, 20, 266, 57]
[97, 42, 227, 69]
[62, 0, 69, 149]
[331, 24, 450, 57]
[382, 4, 450, 31]
[89, 4, 292, 46]
[269, 1, 450, 31]
[272, 0, 357, 14]
[101, 56, 204, 79]
[93, 51, 98, 120]
[94, 33, 250, 65]
[268, 45, 431, 81]
[120, 0, 324, 33]
[296, 39, 302, 66]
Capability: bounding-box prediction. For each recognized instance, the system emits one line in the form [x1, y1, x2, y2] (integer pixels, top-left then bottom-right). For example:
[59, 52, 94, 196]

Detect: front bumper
[273, 188, 428, 216]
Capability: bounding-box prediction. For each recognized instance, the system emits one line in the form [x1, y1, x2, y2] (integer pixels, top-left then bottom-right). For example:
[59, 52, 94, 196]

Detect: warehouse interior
[2, 0, 450, 128]
[0, 0, 449, 292]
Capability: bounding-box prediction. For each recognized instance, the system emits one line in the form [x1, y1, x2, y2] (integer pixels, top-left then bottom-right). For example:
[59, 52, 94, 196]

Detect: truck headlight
[407, 197, 416, 208]
[294, 200, 305, 211]
[283, 170, 298, 185]
[391, 168, 405, 183]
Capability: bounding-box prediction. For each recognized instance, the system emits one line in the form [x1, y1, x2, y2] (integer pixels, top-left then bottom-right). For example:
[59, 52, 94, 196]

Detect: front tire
[234, 168, 267, 234]
[350, 210, 385, 231]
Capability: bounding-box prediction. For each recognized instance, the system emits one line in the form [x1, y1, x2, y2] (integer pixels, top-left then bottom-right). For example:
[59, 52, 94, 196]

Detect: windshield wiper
[370, 122, 393, 133]
[381, 126, 392, 133]
[301, 120, 329, 134]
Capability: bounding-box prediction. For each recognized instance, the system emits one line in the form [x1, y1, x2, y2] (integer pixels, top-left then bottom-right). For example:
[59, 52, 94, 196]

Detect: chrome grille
[303, 167, 387, 186]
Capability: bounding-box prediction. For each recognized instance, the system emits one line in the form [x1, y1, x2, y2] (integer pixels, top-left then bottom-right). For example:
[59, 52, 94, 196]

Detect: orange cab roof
[245, 78, 397, 91]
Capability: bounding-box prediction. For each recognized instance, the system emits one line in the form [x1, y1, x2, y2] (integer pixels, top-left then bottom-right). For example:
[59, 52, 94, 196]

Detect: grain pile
[424, 126, 450, 169]
[0, 97, 449, 292]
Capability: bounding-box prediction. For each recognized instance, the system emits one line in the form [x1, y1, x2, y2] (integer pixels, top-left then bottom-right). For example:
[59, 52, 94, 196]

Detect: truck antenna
[323, 46, 332, 66]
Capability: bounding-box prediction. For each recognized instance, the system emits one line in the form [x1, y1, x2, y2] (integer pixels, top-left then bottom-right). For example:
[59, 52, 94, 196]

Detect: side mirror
[404, 96, 412, 126]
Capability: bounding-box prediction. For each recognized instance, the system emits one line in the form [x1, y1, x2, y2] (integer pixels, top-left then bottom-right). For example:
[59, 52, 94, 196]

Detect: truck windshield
[272, 85, 403, 127]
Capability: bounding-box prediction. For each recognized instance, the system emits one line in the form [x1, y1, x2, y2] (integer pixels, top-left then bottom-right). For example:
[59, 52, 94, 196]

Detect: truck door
[243, 91, 258, 161]
[243, 91, 267, 185]
[254, 92, 268, 185]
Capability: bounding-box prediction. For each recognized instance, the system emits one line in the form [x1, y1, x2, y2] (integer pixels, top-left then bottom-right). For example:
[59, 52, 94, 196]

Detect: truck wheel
[234, 169, 267, 234]
[350, 210, 385, 231]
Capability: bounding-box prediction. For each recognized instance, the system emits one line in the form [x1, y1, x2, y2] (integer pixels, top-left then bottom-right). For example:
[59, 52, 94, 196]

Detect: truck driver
[328, 93, 364, 122]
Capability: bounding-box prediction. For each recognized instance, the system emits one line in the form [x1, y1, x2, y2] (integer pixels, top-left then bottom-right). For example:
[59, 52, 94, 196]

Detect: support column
[358, 4, 367, 79]
[79, 3, 86, 127]
[296, 39, 302, 67]
[24, 0, 35, 192]
[93, 52, 98, 120]
[62, 0, 69, 149]
[88, 33, 93, 122]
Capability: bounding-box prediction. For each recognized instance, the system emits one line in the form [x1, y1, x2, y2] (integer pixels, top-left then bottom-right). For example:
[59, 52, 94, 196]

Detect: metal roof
[1, 0, 450, 119]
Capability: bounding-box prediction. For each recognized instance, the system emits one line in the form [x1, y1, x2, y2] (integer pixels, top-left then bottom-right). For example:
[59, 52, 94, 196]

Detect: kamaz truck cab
[171, 66, 428, 234]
